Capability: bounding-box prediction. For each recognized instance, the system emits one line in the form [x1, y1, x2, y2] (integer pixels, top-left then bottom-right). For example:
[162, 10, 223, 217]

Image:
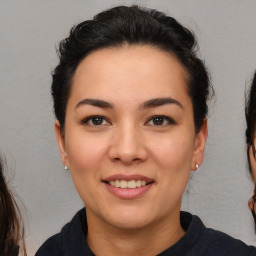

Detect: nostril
[133, 158, 142, 162]
[112, 156, 143, 164]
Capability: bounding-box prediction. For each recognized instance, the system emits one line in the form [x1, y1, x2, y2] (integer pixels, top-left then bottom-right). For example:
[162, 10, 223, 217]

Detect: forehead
[69, 45, 190, 105]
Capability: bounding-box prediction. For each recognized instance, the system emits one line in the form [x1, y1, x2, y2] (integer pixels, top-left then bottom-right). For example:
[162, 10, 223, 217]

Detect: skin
[249, 144, 256, 182]
[55, 45, 208, 256]
[248, 144, 256, 212]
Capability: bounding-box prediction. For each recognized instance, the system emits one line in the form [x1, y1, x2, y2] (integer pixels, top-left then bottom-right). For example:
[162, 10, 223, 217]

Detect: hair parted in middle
[52, 5, 213, 134]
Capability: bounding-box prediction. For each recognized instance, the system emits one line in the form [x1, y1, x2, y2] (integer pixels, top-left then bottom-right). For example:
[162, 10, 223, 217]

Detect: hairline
[60, 42, 193, 134]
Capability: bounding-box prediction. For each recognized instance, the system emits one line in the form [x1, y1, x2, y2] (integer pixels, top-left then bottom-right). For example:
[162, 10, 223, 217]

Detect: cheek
[149, 132, 194, 197]
[249, 148, 256, 183]
[65, 132, 109, 174]
[251, 168, 256, 184]
[149, 133, 195, 170]
[148, 135, 193, 212]
[65, 133, 110, 204]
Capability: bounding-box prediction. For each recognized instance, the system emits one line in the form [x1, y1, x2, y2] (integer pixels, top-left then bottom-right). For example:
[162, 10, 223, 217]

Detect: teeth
[120, 180, 128, 188]
[128, 180, 136, 188]
[136, 180, 141, 187]
[108, 179, 149, 188]
[115, 180, 120, 187]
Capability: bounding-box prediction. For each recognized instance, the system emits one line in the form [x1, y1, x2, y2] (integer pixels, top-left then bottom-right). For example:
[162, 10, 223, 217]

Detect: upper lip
[102, 174, 154, 183]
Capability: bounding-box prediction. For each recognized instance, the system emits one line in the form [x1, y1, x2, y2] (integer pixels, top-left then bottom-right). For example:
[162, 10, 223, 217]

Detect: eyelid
[145, 115, 177, 126]
[81, 115, 111, 126]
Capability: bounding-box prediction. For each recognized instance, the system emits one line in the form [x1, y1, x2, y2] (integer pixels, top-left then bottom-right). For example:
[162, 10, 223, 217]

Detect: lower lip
[103, 182, 153, 199]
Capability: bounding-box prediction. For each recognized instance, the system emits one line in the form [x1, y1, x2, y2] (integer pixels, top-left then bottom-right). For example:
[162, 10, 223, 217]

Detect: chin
[108, 216, 152, 230]
[102, 205, 157, 230]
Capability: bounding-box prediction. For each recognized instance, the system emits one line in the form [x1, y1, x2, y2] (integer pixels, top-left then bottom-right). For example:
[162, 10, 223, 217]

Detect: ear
[249, 146, 256, 183]
[248, 196, 254, 211]
[191, 119, 208, 171]
[55, 120, 69, 168]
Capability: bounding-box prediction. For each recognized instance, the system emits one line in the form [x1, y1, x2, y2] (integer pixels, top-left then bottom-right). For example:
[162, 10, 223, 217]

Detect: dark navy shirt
[35, 208, 256, 256]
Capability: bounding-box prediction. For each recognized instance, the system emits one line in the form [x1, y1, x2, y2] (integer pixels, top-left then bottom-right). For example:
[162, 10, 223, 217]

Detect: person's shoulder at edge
[35, 233, 62, 256]
[35, 208, 85, 256]
[193, 215, 256, 255]
[160, 212, 256, 256]
[203, 229, 256, 255]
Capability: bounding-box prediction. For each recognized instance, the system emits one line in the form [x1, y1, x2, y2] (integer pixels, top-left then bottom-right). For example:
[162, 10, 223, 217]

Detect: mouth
[104, 179, 153, 189]
[102, 175, 154, 199]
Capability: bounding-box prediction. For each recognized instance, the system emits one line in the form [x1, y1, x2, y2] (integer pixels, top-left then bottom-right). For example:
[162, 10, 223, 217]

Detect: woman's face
[249, 138, 256, 182]
[55, 45, 207, 230]
[248, 137, 256, 213]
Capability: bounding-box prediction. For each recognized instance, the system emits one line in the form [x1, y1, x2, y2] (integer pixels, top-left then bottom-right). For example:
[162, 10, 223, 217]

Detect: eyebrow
[142, 98, 183, 109]
[75, 97, 183, 110]
[75, 99, 113, 109]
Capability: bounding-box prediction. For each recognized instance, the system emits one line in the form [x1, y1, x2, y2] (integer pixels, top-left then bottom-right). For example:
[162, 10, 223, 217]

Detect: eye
[146, 115, 176, 126]
[81, 115, 110, 126]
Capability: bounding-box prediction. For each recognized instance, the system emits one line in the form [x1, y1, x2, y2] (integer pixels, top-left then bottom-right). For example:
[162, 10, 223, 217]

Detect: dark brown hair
[246, 71, 256, 167]
[245, 71, 256, 226]
[52, 5, 212, 134]
[0, 157, 26, 256]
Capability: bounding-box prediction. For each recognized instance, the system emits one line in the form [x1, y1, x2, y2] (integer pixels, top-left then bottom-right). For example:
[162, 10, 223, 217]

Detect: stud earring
[195, 164, 199, 170]
[64, 166, 68, 170]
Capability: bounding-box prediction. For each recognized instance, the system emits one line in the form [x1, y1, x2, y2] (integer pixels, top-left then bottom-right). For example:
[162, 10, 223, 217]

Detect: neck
[86, 208, 185, 256]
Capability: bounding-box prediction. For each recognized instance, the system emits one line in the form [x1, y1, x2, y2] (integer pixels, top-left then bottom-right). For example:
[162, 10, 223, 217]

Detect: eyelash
[81, 115, 176, 127]
[81, 115, 111, 126]
[145, 115, 177, 126]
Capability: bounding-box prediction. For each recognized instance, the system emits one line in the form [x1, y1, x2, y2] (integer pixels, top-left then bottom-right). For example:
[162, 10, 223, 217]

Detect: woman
[246, 71, 256, 227]
[0, 156, 26, 256]
[36, 5, 256, 255]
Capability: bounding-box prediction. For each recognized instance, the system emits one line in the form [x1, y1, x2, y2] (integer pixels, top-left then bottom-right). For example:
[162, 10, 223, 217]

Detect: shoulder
[35, 208, 86, 256]
[35, 233, 63, 256]
[202, 228, 256, 255]
[190, 214, 256, 256]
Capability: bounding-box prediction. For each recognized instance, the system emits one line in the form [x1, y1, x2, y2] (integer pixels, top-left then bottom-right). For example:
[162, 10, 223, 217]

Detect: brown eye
[152, 117, 165, 125]
[82, 115, 110, 126]
[146, 115, 176, 126]
[91, 117, 104, 125]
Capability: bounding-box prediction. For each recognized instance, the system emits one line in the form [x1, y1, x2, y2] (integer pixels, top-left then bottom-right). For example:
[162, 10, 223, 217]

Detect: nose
[108, 123, 148, 165]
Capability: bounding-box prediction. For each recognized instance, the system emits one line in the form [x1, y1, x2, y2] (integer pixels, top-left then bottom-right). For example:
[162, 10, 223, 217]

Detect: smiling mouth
[102, 176, 154, 199]
[105, 180, 153, 189]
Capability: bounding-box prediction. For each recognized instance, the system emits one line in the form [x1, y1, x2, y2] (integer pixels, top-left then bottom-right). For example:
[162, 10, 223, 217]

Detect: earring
[64, 166, 68, 170]
[195, 164, 199, 170]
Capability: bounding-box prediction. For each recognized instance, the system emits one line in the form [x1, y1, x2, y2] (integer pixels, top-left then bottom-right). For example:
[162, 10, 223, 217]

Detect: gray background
[0, 0, 256, 254]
